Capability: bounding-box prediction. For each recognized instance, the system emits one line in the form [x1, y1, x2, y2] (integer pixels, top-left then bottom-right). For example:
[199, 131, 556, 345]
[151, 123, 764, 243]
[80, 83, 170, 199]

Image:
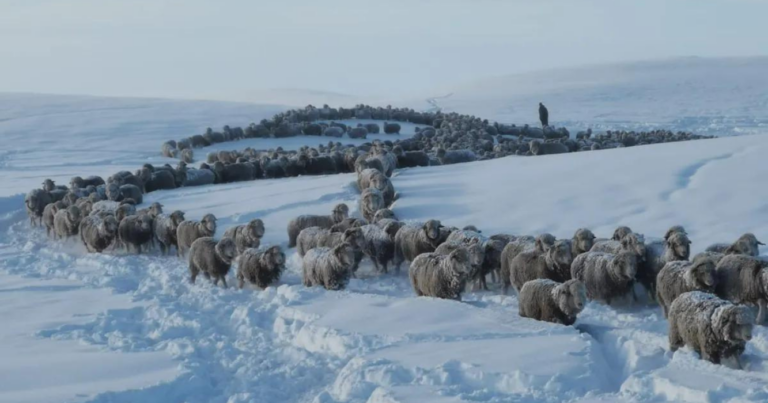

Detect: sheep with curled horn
[188, 237, 237, 288]
[656, 255, 717, 318]
[287, 203, 349, 248]
[237, 245, 286, 289]
[223, 219, 266, 255]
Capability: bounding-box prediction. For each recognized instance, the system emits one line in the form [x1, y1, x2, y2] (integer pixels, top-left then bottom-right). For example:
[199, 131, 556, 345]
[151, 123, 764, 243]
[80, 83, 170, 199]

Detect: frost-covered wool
[693, 251, 726, 266]
[714, 254, 768, 324]
[223, 219, 265, 255]
[590, 233, 647, 261]
[137, 202, 163, 218]
[120, 184, 143, 204]
[53, 205, 82, 239]
[409, 248, 472, 300]
[518, 279, 587, 326]
[70, 175, 105, 190]
[323, 126, 345, 138]
[183, 168, 216, 187]
[354, 154, 385, 175]
[25, 188, 53, 226]
[376, 218, 402, 242]
[364, 123, 380, 134]
[302, 243, 356, 290]
[287, 203, 349, 247]
[118, 213, 154, 253]
[371, 150, 397, 177]
[188, 237, 237, 288]
[90, 200, 136, 220]
[612, 226, 634, 241]
[500, 234, 556, 293]
[444, 229, 498, 290]
[571, 228, 596, 256]
[529, 140, 568, 156]
[213, 161, 256, 183]
[181, 148, 194, 163]
[641, 231, 691, 297]
[656, 256, 717, 318]
[392, 219, 443, 273]
[161, 141, 178, 158]
[359, 224, 396, 273]
[372, 208, 397, 223]
[177, 213, 217, 257]
[359, 188, 385, 223]
[436, 148, 477, 165]
[42, 179, 67, 192]
[357, 168, 396, 206]
[706, 233, 764, 257]
[42, 200, 66, 237]
[142, 168, 177, 193]
[79, 214, 119, 253]
[509, 240, 573, 292]
[571, 251, 638, 304]
[668, 291, 754, 368]
[237, 246, 286, 289]
[330, 217, 365, 233]
[152, 210, 186, 255]
[297, 226, 364, 258]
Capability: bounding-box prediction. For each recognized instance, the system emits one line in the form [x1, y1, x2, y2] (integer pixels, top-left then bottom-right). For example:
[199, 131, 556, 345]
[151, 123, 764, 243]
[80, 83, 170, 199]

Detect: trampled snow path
[3, 93, 768, 402]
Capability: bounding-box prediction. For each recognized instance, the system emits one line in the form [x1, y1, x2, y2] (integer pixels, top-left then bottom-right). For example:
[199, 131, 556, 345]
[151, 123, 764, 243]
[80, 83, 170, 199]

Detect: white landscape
[2, 1, 768, 402]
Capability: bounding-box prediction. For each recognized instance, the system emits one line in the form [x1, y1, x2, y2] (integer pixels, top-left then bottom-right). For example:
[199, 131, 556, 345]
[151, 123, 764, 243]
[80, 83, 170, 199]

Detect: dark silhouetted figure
[539, 102, 549, 128]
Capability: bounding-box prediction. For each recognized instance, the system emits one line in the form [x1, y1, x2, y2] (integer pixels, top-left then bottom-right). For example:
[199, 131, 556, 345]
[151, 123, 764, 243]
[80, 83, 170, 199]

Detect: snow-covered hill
[1, 91, 768, 403]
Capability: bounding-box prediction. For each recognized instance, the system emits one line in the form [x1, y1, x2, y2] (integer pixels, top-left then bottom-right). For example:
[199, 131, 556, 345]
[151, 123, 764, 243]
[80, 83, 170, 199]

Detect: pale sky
[1, 0, 766, 101]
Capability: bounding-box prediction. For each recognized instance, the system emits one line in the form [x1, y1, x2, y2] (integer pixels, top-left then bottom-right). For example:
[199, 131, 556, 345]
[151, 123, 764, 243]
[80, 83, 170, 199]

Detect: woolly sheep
[509, 240, 573, 292]
[183, 168, 216, 187]
[188, 237, 237, 288]
[53, 205, 82, 239]
[302, 243, 356, 290]
[42, 179, 68, 192]
[25, 189, 53, 226]
[571, 251, 637, 304]
[518, 279, 587, 326]
[443, 229, 502, 290]
[641, 231, 691, 298]
[409, 248, 472, 300]
[348, 126, 368, 139]
[176, 213, 217, 257]
[714, 254, 768, 324]
[79, 214, 119, 253]
[706, 233, 764, 257]
[152, 210, 186, 255]
[181, 148, 194, 163]
[142, 168, 177, 193]
[392, 219, 443, 273]
[358, 224, 396, 273]
[436, 148, 477, 165]
[372, 208, 397, 224]
[287, 203, 349, 247]
[70, 176, 105, 190]
[371, 150, 397, 177]
[570, 228, 596, 256]
[359, 188, 385, 223]
[668, 291, 754, 368]
[656, 256, 717, 318]
[237, 246, 286, 289]
[296, 226, 364, 259]
[42, 200, 66, 236]
[223, 219, 266, 255]
[530, 140, 568, 156]
[364, 123, 380, 134]
[137, 202, 163, 218]
[330, 217, 365, 233]
[90, 200, 136, 221]
[500, 234, 556, 293]
[161, 141, 178, 158]
[118, 214, 154, 253]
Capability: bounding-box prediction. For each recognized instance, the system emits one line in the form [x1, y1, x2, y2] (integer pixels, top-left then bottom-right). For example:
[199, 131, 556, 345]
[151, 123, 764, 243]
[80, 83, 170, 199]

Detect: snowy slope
[420, 57, 768, 136]
[1, 93, 768, 402]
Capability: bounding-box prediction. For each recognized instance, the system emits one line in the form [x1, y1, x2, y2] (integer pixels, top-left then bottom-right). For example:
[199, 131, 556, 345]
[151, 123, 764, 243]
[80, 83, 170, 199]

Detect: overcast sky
[1, 0, 766, 101]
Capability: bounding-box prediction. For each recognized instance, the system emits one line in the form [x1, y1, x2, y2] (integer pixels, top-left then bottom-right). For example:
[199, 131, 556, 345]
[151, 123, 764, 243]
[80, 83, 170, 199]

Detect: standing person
[539, 102, 549, 128]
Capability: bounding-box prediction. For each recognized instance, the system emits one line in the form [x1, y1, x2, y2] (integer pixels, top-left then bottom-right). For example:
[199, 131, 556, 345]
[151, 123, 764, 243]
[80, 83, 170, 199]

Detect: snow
[2, 61, 768, 402]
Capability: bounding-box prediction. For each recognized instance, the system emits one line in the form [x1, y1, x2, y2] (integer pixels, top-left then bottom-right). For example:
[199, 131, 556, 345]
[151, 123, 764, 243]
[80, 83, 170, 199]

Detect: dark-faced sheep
[53, 205, 82, 239]
[500, 234, 556, 294]
[118, 214, 154, 253]
[409, 248, 472, 300]
[509, 240, 573, 293]
[237, 246, 286, 289]
[706, 233, 764, 257]
[392, 220, 443, 273]
[571, 251, 638, 304]
[188, 237, 237, 288]
[177, 214, 217, 257]
[223, 219, 266, 255]
[518, 279, 587, 326]
[302, 243, 356, 290]
[79, 214, 119, 253]
[152, 210, 186, 255]
[25, 189, 53, 226]
[657, 256, 717, 318]
[714, 254, 768, 324]
[287, 204, 349, 247]
[668, 291, 754, 368]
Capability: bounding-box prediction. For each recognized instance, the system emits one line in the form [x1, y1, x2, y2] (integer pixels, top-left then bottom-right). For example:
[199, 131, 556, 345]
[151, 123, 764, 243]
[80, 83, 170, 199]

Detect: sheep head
[201, 214, 217, 235]
[714, 305, 754, 343]
[333, 243, 355, 267]
[265, 245, 286, 268]
[215, 238, 237, 264]
[666, 232, 691, 260]
[612, 251, 638, 281]
[170, 211, 186, 227]
[342, 228, 364, 249]
[554, 279, 587, 317]
[727, 233, 764, 257]
[423, 220, 442, 243]
[102, 215, 119, 234]
[621, 233, 647, 262]
[664, 225, 687, 241]
[332, 204, 349, 223]
[148, 202, 163, 217]
[547, 240, 573, 276]
[66, 205, 82, 222]
[612, 226, 633, 241]
[572, 228, 596, 254]
[373, 208, 396, 223]
[685, 257, 716, 292]
[138, 214, 153, 232]
[535, 233, 556, 253]
[447, 247, 471, 277]
[246, 219, 265, 240]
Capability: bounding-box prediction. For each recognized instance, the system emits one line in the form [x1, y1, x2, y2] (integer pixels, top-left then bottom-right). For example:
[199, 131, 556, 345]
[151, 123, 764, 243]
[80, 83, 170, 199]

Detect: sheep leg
[220, 276, 228, 289]
[371, 260, 381, 273]
[757, 299, 767, 325]
[190, 264, 199, 284]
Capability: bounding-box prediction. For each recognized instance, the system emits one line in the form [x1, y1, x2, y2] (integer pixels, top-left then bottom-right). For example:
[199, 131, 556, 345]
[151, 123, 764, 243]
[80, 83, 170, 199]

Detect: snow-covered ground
[1, 78, 768, 403]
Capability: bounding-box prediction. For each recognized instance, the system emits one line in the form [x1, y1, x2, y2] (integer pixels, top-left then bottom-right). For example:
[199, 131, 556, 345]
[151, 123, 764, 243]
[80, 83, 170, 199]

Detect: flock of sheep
[21, 103, 762, 371]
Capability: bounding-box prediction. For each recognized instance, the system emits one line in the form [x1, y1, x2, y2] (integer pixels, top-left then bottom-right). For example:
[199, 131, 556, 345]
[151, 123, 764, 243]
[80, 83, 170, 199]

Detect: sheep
[571, 251, 638, 304]
[500, 234, 556, 293]
[137, 202, 163, 218]
[518, 279, 587, 326]
[106, 183, 144, 204]
[372, 208, 397, 223]
[392, 220, 443, 273]
[509, 240, 573, 293]
[296, 226, 364, 257]
[641, 231, 691, 298]
[435, 239, 484, 283]
[370, 150, 398, 177]
[364, 123, 380, 134]
[354, 154, 385, 175]
[25, 189, 53, 226]
[222, 219, 266, 255]
[443, 229, 502, 290]
[42, 200, 66, 236]
[396, 150, 431, 168]
[668, 291, 754, 368]
[118, 214, 154, 253]
[70, 176, 105, 190]
[330, 217, 365, 233]
[323, 127, 345, 138]
[714, 254, 768, 324]
[706, 233, 764, 257]
[236, 246, 286, 289]
[181, 148, 194, 163]
[176, 213, 217, 257]
[356, 224, 395, 273]
[529, 140, 568, 156]
[383, 122, 401, 134]
[436, 148, 477, 165]
[409, 248, 472, 300]
[302, 243, 356, 290]
[359, 188, 385, 223]
[570, 228, 596, 256]
[305, 155, 338, 175]
[287, 203, 349, 247]
[188, 237, 237, 288]
[42, 179, 68, 192]
[152, 210, 186, 255]
[90, 200, 136, 221]
[142, 168, 177, 193]
[348, 126, 368, 139]
[213, 161, 256, 183]
[53, 205, 82, 239]
[161, 141, 178, 158]
[79, 214, 119, 253]
[357, 168, 396, 206]
[656, 256, 717, 318]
